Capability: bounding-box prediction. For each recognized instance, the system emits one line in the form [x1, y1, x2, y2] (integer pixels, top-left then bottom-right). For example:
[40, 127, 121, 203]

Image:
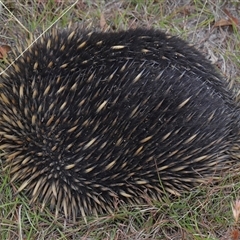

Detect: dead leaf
[231, 229, 240, 240]
[0, 45, 11, 59]
[214, 8, 239, 28]
[224, 8, 239, 25]
[232, 200, 240, 223]
[214, 18, 233, 27]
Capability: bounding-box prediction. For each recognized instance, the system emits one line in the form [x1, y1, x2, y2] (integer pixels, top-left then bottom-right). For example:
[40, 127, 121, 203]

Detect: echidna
[0, 28, 239, 220]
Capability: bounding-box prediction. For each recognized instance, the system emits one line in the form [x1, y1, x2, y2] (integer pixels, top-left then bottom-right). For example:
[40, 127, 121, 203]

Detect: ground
[0, 0, 240, 239]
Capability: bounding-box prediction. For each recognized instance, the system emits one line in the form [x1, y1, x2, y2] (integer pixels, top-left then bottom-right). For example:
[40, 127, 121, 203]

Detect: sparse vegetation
[0, 0, 240, 239]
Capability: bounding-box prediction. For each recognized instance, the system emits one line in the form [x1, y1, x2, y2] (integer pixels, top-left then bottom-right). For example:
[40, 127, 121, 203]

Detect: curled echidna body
[0, 28, 239, 219]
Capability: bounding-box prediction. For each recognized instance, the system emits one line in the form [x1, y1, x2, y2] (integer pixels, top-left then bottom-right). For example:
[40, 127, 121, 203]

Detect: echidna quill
[0, 28, 239, 220]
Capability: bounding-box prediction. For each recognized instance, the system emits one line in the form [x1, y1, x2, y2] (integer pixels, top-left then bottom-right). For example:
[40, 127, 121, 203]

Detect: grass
[0, 0, 240, 239]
